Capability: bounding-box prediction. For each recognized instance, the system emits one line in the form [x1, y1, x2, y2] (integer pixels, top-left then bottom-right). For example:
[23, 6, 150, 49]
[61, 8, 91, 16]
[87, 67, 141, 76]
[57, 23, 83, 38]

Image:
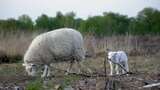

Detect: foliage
[0, 7, 160, 36]
[18, 14, 34, 30]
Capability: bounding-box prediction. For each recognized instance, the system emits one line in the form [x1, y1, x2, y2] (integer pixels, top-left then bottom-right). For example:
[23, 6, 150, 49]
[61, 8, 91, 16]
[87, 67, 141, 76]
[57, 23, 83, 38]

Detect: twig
[104, 50, 108, 90]
[140, 82, 160, 89]
[108, 59, 134, 74]
[50, 66, 130, 78]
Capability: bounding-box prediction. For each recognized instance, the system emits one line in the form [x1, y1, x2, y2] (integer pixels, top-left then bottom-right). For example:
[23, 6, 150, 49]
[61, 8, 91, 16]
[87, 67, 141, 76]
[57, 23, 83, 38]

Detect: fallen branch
[50, 66, 131, 78]
[141, 82, 160, 89]
[108, 59, 134, 74]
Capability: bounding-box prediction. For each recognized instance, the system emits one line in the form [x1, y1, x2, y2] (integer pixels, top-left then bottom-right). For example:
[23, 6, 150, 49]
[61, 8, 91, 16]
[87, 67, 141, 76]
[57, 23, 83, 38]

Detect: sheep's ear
[22, 63, 26, 66]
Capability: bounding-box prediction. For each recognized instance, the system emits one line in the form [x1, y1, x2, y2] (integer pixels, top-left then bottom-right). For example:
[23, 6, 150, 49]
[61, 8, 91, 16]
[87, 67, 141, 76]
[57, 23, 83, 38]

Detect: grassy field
[0, 55, 160, 90]
[0, 32, 160, 90]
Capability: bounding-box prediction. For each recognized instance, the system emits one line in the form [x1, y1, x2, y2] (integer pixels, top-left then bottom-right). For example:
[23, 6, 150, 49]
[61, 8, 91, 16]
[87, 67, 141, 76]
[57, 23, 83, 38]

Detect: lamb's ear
[31, 64, 36, 67]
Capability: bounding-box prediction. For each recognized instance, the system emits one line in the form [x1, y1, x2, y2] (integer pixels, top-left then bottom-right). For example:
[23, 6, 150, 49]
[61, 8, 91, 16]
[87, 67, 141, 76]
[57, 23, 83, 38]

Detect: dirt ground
[0, 55, 160, 90]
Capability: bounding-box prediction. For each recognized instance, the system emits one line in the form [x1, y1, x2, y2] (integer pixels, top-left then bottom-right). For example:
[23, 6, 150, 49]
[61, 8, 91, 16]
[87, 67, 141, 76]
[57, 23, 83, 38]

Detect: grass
[24, 73, 80, 90]
[0, 31, 160, 89]
[0, 63, 24, 76]
[1, 31, 160, 63]
[0, 55, 160, 89]
[26, 79, 43, 90]
[0, 32, 33, 56]
[62, 74, 80, 87]
[0, 31, 42, 63]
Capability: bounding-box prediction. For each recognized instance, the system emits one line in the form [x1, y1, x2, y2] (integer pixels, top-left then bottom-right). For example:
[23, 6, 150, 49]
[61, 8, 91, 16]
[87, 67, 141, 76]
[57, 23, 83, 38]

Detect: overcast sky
[0, 0, 160, 20]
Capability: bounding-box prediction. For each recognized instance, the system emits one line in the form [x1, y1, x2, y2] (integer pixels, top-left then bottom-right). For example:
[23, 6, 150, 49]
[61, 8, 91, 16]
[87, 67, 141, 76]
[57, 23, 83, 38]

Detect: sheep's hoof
[65, 72, 69, 75]
[43, 80, 49, 88]
[87, 69, 93, 74]
[77, 72, 82, 75]
[54, 84, 61, 89]
[41, 75, 45, 78]
[47, 74, 51, 77]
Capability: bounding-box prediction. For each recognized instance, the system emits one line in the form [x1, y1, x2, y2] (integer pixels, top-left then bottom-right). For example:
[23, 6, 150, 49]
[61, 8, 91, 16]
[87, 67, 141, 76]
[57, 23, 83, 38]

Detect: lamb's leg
[123, 61, 129, 74]
[121, 62, 125, 74]
[109, 61, 113, 75]
[115, 64, 119, 75]
[126, 61, 129, 72]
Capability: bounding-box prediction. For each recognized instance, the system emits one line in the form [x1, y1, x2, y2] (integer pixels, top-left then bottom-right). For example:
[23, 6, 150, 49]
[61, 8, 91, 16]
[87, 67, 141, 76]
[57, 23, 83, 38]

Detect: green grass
[62, 74, 80, 87]
[26, 79, 43, 90]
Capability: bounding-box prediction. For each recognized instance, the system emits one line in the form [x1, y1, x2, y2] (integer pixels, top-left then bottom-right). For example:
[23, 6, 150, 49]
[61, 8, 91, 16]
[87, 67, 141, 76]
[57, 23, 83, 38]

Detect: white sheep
[108, 51, 129, 75]
[22, 28, 86, 78]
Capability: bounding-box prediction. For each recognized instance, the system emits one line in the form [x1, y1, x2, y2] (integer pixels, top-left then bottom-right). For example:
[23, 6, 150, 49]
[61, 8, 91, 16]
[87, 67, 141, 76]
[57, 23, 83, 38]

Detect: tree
[0, 7, 160, 35]
[103, 12, 130, 35]
[74, 18, 83, 30]
[4, 18, 19, 31]
[52, 12, 65, 29]
[64, 12, 76, 28]
[136, 7, 160, 34]
[18, 14, 34, 30]
[35, 14, 50, 30]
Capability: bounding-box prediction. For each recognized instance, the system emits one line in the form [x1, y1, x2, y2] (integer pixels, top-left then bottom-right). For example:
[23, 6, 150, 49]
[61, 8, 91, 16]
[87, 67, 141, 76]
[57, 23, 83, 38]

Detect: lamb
[107, 50, 129, 75]
[22, 28, 86, 78]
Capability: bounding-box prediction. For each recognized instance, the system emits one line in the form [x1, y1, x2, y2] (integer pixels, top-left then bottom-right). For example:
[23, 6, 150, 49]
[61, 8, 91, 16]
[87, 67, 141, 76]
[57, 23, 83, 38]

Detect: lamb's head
[108, 52, 116, 60]
[23, 63, 38, 76]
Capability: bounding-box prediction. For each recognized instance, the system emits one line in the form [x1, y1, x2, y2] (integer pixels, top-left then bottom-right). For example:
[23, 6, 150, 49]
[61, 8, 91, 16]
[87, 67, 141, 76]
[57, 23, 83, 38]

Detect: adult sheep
[23, 28, 86, 78]
[107, 50, 129, 75]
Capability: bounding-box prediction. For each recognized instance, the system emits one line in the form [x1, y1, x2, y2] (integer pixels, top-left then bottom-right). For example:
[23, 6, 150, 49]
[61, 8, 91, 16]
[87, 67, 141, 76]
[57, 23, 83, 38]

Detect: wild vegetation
[0, 31, 160, 89]
[0, 7, 160, 36]
[0, 7, 160, 90]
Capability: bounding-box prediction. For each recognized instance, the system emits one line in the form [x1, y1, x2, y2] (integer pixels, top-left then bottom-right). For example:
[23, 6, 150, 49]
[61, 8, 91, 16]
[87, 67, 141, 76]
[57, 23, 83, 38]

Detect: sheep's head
[23, 63, 38, 76]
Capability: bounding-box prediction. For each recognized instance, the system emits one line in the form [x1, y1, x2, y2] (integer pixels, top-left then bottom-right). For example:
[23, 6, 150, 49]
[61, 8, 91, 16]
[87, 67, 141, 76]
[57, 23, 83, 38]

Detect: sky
[0, 0, 160, 20]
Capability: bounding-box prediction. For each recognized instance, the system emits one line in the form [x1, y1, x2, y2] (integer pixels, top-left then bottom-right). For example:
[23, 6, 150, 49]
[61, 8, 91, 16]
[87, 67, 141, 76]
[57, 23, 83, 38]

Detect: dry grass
[84, 35, 160, 57]
[0, 31, 160, 61]
[0, 31, 38, 56]
[0, 31, 41, 63]
[0, 31, 160, 89]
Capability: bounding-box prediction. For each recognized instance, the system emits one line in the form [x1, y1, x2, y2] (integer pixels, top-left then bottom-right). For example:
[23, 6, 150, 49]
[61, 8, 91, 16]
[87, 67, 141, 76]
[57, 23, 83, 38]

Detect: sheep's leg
[41, 65, 50, 78]
[109, 61, 113, 75]
[47, 66, 51, 77]
[41, 65, 51, 88]
[76, 61, 81, 74]
[76, 61, 92, 74]
[66, 61, 74, 75]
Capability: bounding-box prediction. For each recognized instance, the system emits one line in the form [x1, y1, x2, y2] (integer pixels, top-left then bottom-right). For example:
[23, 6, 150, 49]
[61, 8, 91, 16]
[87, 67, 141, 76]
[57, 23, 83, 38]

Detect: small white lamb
[23, 28, 86, 78]
[108, 51, 129, 75]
